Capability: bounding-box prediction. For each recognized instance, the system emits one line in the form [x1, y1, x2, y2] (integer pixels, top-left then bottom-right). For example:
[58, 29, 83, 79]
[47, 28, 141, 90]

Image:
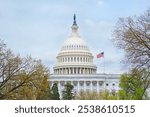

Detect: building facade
[49, 15, 120, 96]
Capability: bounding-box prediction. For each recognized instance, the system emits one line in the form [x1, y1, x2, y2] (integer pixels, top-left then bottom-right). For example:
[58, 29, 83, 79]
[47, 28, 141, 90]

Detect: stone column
[69, 68, 71, 74]
[79, 68, 81, 74]
[90, 81, 92, 91]
[73, 68, 74, 74]
[64, 68, 65, 74]
[77, 81, 80, 93]
[84, 81, 86, 91]
[60, 69, 62, 74]
[58, 69, 59, 75]
[58, 81, 61, 94]
[65, 68, 66, 74]
[62, 69, 63, 75]
[67, 68, 68, 74]
[97, 81, 99, 92]
[76, 68, 78, 74]
[59, 69, 60, 74]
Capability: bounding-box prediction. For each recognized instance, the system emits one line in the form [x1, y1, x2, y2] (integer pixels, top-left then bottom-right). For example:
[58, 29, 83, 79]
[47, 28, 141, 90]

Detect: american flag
[97, 52, 104, 58]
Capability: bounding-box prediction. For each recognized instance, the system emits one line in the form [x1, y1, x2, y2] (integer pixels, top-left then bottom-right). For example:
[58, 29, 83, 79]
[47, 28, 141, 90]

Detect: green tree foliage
[0, 40, 51, 100]
[34, 73, 51, 100]
[62, 82, 74, 100]
[75, 90, 118, 100]
[50, 83, 60, 100]
[119, 68, 150, 100]
[112, 8, 150, 100]
[113, 8, 150, 69]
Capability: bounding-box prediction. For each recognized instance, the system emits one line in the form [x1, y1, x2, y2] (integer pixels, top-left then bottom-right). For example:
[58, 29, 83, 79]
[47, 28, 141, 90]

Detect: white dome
[53, 14, 97, 75]
[61, 24, 89, 52]
[63, 36, 87, 47]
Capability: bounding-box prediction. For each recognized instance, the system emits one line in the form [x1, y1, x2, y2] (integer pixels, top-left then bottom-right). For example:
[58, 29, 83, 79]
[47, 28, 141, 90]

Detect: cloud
[97, 0, 104, 5]
[80, 19, 126, 74]
[0, 0, 129, 74]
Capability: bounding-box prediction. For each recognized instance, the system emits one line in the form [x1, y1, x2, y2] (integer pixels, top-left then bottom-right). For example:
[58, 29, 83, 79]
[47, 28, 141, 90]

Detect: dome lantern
[71, 14, 79, 37]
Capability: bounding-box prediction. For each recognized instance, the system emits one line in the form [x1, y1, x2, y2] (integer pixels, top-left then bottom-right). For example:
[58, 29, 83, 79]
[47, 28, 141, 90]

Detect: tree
[62, 82, 74, 100]
[75, 90, 118, 100]
[0, 40, 50, 100]
[119, 68, 150, 100]
[31, 64, 51, 100]
[113, 8, 150, 69]
[50, 83, 60, 100]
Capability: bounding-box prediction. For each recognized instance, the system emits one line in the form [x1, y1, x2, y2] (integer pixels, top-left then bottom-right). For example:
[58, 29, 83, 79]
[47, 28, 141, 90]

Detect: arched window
[83, 57, 85, 62]
[65, 58, 67, 62]
[74, 57, 76, 62]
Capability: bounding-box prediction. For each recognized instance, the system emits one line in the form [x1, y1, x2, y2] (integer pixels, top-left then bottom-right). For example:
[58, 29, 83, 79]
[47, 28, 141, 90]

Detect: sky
[0, 0, 149, 74]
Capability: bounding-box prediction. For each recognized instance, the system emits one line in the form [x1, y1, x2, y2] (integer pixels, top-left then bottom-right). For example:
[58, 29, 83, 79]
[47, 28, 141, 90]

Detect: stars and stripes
[96, 52, 104, 58]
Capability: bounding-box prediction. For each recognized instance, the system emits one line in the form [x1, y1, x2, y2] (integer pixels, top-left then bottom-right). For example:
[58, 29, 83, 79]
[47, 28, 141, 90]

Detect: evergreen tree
[62, 82, 74, 100]
[50, 83, 60, 100]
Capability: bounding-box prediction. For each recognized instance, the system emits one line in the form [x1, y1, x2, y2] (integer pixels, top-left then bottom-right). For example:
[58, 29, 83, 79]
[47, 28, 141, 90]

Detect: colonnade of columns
[54, 67, 96, 75]
[57, 56, 92, 63]
[51, 80, 104, 94]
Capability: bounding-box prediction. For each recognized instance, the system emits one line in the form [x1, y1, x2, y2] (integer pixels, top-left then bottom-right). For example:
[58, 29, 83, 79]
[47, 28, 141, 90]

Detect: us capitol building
[49, 15, 120, 95]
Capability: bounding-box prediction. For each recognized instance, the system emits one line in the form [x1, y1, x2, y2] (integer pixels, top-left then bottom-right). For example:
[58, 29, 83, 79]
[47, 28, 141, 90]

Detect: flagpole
[96, 52, 105, 74]
[103, 53, 106, 91]
[103, 56, 105, 74]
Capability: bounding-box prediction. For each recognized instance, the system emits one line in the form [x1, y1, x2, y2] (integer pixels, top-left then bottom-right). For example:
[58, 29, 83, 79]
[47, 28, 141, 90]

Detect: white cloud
[97, 0, 104, 5]
[0, 0, 132, 74]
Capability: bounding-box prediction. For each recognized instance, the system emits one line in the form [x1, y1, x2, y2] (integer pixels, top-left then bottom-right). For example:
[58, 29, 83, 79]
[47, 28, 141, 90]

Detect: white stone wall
[49, 74, 120, 97]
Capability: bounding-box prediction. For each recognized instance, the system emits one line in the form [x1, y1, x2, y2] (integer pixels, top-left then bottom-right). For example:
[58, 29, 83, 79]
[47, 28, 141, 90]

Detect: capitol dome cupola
[71, 14, 79, 37]
[53, 14, 97, 75]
